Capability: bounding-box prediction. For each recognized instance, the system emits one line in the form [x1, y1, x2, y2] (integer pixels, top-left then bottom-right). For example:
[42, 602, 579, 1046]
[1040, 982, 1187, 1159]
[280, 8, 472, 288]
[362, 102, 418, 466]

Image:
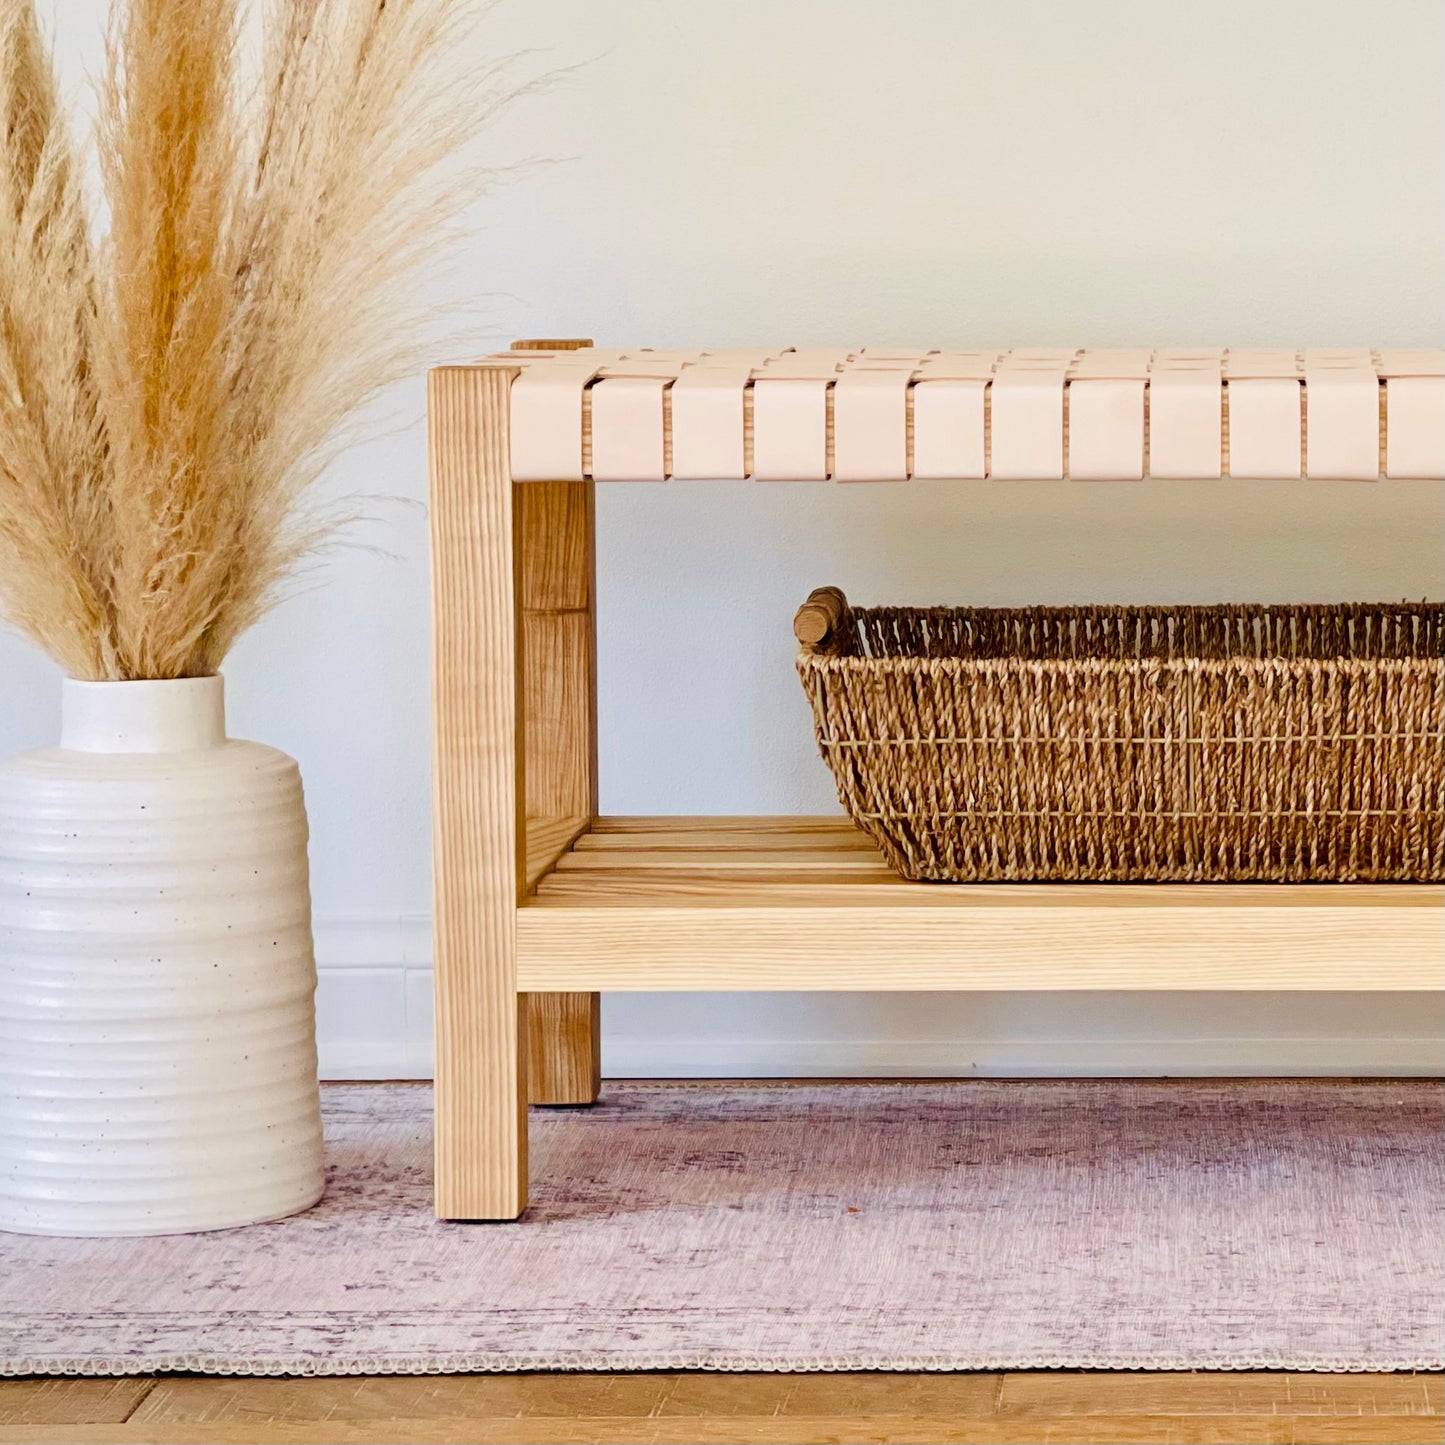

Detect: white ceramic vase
[0, 675, 324, 1236]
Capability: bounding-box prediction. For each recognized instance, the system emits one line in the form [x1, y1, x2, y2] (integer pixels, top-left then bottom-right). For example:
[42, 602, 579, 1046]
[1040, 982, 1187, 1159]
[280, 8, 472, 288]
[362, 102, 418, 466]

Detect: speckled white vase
[0, 676, 324, 1236]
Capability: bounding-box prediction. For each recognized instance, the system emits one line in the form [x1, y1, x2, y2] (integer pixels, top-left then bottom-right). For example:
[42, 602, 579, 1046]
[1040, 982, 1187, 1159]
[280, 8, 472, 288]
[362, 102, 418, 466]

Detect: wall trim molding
[314, 915, 1442, 1082]
[319, 1035, 1444, 1082]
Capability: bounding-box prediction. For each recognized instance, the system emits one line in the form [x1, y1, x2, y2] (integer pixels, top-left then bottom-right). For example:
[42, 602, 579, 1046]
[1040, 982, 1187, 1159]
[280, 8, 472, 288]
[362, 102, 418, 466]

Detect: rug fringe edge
[5, 1352, 1442, 1379]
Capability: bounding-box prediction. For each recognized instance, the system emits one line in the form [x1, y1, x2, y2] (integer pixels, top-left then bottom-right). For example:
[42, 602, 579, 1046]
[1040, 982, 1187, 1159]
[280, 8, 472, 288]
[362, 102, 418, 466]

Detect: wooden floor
[2, 1371, 1441, 1444]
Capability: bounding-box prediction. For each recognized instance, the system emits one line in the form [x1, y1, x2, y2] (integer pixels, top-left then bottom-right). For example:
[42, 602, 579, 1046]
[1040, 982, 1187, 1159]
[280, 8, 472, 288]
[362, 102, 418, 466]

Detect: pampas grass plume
[0, 0, 511, 679]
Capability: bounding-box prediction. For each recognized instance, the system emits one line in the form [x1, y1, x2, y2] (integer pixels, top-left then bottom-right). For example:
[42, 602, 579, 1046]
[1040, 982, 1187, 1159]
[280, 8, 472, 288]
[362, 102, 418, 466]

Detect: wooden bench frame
[428, 342, 1442, 1221]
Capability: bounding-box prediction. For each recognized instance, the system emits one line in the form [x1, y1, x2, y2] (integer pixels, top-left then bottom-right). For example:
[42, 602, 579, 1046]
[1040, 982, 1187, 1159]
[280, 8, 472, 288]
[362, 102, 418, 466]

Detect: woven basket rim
[838, 600, 1441, 616]
[797, 653, 1445, 675]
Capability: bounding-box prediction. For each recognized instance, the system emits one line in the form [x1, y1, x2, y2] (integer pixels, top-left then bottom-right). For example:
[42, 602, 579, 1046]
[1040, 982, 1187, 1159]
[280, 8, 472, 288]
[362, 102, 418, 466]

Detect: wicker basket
[793, 587, 1444, 883]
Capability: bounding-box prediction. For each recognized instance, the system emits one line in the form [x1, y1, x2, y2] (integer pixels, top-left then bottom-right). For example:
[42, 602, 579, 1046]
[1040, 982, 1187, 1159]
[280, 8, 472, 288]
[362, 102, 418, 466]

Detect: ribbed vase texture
[0, 677, 324, 1236]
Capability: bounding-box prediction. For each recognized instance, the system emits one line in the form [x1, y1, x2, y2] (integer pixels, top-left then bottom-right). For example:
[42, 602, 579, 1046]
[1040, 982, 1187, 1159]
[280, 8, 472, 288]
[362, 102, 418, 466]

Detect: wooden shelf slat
[572, 828, 876, 852]
[517, 817, 1442, 993]
[523, 814, 591, 892]
[588, 815, 866, 835]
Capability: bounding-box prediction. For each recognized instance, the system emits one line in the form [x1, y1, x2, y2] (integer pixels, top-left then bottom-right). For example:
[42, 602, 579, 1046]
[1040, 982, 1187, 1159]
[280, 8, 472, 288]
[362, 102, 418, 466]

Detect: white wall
[7, 0, 1443, 1078]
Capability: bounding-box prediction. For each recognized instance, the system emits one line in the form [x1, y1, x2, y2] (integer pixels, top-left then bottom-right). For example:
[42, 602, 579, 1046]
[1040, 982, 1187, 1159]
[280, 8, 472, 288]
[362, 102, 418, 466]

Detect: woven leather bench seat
[485, 345, 1445, 484]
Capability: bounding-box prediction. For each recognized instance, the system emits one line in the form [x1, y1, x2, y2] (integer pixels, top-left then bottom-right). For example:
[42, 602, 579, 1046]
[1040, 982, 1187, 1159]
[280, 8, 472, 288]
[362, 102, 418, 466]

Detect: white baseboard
[313, 917, 1444, 1082]
[318, 1042, 437, 1080]
[318, 1035, 1444, 1081]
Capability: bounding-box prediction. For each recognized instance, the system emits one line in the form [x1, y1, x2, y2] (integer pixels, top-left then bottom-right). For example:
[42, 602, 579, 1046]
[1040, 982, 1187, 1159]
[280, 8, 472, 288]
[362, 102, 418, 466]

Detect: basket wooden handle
[794, 586, 849, 647]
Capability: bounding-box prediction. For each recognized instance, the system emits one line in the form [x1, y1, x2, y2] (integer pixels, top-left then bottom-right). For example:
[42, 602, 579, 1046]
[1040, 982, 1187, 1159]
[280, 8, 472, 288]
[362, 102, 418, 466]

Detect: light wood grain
[523, 990, 600, 1106]
[38, 1371, 1445, 1428]
[506, 340, 602, 1084]
[10, 1370, 1436, 1443]
[540, 821, 1442, 903]
[0, 1379, 154, 1426]
[589, 815, 868, 835]
[518, 481, 600, 1105]
[516, 469, 593, 612]
[7, 1419, 1442, 1444]
[538, 872, 977, 898]
[533, 871, 1436, 901]
[521, 612, 595, 822]
[997, 1371, 1443, 1418]
[5, 1410, 1439, 1443]
[518, 819, 1440, 991]
[554, 849, 894, 873]
[127, 1374, 678, 1424]
[572, 827, 875, 852]
[427, 364, 527, 1220]
[518, 901, 1439, 990]
[513, 339, 603, 1108]
[524, 815, 591, 892]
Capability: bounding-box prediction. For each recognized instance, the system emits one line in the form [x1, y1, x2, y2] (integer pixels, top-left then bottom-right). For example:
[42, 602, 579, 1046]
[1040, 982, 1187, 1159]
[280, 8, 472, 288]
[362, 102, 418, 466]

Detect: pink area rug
[3, 1080, 1441, 1376]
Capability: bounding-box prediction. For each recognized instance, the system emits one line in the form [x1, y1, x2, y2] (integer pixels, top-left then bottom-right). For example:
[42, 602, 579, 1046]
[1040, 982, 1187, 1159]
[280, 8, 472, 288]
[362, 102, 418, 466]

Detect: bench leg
[429, 363, 528, 1219]
[519, 477, 602, 1106]
[527, 993, 601, 1104]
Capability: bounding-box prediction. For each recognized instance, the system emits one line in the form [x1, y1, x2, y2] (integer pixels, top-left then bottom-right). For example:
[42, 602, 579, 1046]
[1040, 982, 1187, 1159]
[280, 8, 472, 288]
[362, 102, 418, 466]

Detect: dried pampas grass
[1, 0, 517, 679]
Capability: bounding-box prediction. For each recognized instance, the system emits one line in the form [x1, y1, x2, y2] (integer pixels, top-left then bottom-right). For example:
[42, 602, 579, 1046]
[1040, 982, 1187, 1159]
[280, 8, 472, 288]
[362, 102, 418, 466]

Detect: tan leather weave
[493, 346, 1445, 482]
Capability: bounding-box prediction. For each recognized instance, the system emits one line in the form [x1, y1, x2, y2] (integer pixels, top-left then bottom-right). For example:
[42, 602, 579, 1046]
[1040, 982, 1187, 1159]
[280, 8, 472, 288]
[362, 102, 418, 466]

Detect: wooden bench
[427, 340, 1444, 1220]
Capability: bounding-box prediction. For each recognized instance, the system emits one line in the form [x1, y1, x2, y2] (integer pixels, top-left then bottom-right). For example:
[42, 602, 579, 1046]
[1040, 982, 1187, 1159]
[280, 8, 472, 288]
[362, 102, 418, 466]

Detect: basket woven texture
[796, 596, 1444, 883]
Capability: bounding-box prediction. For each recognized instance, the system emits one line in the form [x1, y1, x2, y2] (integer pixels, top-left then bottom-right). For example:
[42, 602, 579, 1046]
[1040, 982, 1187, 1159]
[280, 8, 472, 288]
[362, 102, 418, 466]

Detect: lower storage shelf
[517, 817, 1441, 993]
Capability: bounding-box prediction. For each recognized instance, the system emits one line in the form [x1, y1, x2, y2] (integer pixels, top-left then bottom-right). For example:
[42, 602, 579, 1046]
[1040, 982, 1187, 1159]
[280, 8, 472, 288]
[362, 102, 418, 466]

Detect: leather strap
[590, 377, 667, 482]
[1304, 367, 1379, 480]
[1385, 377, 1445, 479]
[1068, 378, 1146, 480]
[912, 379, 987, 479]
[1149, 366, 1223, 479]
[752, 378, 830, 480]
[832, 369, 909, 481]
[669, 367, 748, 480]
[1227, 378, 1302, 479]
[509, 363, 601, 480]
[990, 367, 1067, 479]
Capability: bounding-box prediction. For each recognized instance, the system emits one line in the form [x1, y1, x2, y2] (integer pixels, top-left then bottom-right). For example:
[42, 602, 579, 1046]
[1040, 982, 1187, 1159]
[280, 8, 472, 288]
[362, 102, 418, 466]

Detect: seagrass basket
[793, 587, 1444, 883]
